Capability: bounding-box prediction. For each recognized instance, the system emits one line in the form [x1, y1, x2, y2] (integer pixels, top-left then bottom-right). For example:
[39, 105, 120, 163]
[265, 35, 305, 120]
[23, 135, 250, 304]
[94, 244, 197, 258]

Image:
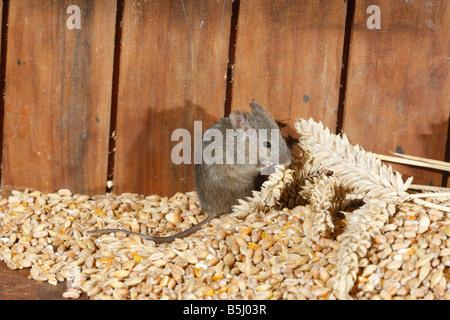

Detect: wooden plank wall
[0, 0, 448, 197]
[2, 0, 116, 195]
[113, 0, 232, 196]
[343, 0, 450, 186]
[230, 0, 347, 138]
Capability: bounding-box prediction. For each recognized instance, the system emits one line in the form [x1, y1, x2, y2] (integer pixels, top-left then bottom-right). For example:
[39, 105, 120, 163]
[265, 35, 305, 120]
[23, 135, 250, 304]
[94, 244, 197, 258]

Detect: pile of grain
[0, 118, 449, 300]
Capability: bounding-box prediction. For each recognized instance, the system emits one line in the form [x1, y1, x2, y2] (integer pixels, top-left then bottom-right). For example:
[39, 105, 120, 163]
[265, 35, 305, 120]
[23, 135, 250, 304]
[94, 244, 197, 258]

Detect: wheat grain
[1, 119, 450, 300]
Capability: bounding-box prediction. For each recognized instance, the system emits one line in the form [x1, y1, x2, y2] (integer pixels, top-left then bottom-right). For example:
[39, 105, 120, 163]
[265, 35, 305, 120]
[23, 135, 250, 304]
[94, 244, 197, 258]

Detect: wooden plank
[343, 0, 450, 186]
[113, 0, 232, 196]
[0, 0, 2, 56]
[230, 0, 347, 138]
[0, 262, 87, 300]
[1, 0, 117, 195]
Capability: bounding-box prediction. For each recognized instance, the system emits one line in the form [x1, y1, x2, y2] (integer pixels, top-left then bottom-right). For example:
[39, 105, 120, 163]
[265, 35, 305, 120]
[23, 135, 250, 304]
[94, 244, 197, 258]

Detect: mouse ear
[249, 101, 266, 114]
[230, 110, 251, 130]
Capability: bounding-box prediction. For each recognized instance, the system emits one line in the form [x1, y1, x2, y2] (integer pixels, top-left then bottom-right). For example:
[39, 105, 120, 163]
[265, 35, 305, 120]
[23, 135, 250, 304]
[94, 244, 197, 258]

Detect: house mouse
[87, 102, 291, 242]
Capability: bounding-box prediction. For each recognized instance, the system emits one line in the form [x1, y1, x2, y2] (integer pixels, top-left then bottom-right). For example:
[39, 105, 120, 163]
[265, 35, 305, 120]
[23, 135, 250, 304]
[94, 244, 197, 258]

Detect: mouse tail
[148, 213, 215, 242]
[86, 213, 215, 243]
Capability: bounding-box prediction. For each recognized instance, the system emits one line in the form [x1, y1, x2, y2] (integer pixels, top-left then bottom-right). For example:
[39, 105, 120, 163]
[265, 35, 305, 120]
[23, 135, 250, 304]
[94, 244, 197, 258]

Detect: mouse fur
[87, 102, 291, 242]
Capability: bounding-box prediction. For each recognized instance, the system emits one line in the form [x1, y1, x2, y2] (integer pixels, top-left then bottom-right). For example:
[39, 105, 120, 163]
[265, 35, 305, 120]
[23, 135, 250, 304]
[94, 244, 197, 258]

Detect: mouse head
[229, 102, 291, 175]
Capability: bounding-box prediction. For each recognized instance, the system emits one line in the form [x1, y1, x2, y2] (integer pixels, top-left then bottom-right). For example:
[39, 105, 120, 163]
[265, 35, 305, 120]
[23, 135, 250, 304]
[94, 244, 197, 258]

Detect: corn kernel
[248, 242, 260, 249]
[240, 227, 252, 235]
[131, 252, 142, 263]
[212, 272, 223, 281]
[94, 209, 104, 216]
[216, 286, 228, 294]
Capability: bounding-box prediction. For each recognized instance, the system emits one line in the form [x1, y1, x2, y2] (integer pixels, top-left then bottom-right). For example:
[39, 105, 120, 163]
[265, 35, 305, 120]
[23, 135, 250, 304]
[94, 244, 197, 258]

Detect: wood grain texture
[113, 0, 232, 196]
[1, 0, 117, 195]
[0, 262, 86, 300]
[343, 0, 450, 186]
[230, 0, 347, 138]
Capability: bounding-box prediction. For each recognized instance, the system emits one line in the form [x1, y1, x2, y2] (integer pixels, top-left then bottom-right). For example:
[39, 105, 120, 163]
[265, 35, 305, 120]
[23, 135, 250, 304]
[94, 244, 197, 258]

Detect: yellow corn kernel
[131, 252, 142, 263]
[262, 231, 272, 240]
[240, 227, 252, 235]
[216, 286, 228, 294]
[94, 209, 104, 216]
[99, 257, 114, 267]
[248, 242, 260, 249]
[213, 272, 224, 281]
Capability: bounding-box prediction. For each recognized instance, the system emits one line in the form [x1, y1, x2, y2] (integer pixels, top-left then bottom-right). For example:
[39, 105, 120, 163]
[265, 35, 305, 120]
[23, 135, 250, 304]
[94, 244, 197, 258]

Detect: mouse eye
[263, 141, 271, 148]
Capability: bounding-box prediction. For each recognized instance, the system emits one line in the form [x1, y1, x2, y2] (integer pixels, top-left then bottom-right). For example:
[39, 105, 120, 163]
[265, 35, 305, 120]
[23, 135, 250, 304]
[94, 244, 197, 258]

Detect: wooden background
[0, 0, 449, 198]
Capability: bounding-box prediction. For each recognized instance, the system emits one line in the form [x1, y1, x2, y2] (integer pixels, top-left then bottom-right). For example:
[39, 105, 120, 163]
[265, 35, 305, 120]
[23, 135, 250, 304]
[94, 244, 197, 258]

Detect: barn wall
[0, 0, 448, 196]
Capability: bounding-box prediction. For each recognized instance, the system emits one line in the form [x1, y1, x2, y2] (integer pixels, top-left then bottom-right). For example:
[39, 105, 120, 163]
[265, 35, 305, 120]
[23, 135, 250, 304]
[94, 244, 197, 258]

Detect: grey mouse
[87, 102, 291, 242]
